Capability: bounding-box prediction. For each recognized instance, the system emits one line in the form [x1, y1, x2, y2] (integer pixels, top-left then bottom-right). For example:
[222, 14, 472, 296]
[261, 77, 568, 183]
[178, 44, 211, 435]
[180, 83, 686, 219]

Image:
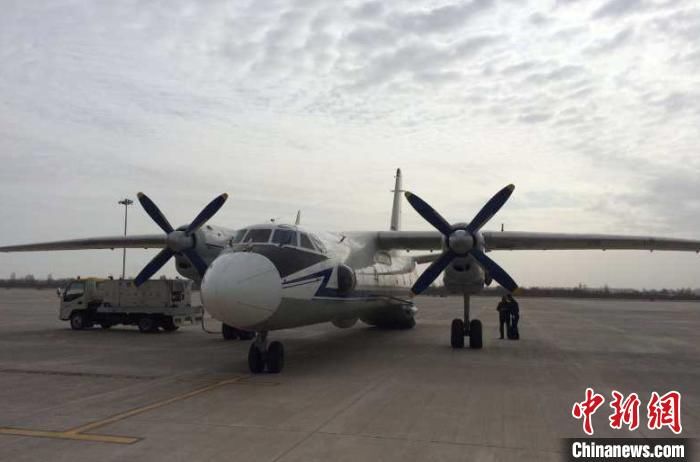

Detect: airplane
[2, 169, 700, 374]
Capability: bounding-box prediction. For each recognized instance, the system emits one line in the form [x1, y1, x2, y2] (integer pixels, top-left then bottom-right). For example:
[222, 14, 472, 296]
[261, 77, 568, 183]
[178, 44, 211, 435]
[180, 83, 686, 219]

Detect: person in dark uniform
[497, 296, 510, 339]
[506, 294, 520, 340]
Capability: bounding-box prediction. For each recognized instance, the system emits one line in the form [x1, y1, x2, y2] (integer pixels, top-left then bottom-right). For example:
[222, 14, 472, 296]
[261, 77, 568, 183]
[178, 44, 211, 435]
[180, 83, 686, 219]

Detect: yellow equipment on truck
[58, 277, 202, 333]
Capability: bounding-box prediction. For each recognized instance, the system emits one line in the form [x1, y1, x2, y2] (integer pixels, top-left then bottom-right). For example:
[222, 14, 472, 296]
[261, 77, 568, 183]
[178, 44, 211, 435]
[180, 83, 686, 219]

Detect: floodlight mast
[118, 198, 133, 279]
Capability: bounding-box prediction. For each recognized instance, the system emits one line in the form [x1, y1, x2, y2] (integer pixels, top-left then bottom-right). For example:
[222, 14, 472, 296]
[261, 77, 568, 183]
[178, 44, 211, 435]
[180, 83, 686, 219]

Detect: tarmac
[0, 289, 696, 461]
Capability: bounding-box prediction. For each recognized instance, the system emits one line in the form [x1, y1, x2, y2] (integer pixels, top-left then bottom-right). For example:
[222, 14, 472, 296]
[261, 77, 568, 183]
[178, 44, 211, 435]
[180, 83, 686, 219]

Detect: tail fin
[390, 168, 402, 231]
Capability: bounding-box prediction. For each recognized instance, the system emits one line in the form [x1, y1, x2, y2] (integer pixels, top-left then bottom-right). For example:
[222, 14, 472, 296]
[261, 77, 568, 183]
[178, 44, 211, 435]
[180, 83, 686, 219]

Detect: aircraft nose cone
[201, 252, 282, 329]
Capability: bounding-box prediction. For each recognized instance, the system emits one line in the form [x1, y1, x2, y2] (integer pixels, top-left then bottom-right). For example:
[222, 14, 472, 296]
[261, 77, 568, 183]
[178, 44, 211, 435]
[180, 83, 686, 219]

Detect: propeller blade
[466, 184, 514, 233]
[183, 248, 208, 277]
[411, 250, 455, 295]
[186, 193, 229, 234]
[137, 193, 174, 234]
[404, 192, 452, 235]
[470, 248, 518, 293]
[134, 248, 175, 286]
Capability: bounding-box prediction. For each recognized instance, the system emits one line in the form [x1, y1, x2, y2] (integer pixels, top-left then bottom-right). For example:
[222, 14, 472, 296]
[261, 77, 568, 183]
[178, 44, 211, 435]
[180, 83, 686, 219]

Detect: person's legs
[512, 314, 520, 339]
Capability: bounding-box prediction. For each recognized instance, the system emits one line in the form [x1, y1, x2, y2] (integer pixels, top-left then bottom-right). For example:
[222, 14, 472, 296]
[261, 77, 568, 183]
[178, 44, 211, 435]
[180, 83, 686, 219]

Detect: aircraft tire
[469, 319, 483, 349]
[450, 319, 465, 348]
[266, 341, 285, 373]
[248, 343, 265, 374]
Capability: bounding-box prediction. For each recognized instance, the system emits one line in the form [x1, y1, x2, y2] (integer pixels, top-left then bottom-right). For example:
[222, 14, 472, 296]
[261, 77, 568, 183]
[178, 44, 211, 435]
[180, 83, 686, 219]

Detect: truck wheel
[70, 312, 85, 330]
[138, 316, 158, 333]
[162, 318, 179, 332]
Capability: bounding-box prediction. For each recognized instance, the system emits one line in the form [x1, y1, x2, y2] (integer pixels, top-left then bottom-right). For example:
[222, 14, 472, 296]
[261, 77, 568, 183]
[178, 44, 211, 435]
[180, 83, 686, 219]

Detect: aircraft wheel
[100, 322, 113, 329]
[450, 319, 465, 349]
[469, 319, 483, 349]
[248, 343, 265, 374]
[266, 341, 284, 373]
[222, 323, 238, 340]
[70, 312, 85, 330]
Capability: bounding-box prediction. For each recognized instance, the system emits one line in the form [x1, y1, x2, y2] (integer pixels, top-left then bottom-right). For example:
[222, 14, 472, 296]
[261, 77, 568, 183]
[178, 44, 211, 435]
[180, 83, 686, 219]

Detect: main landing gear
[450, 293, 482, 349]
[248, 331, 284, 374]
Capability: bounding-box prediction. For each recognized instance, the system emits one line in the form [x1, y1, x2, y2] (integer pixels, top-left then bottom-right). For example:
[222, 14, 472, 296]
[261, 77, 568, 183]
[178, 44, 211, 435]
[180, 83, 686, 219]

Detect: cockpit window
[309, 234, 327, 253]
[230, 229, 247, 244]
[272, 229, 296, 246]
[299, 233, 315, 250]
[243, 228, 271, 243]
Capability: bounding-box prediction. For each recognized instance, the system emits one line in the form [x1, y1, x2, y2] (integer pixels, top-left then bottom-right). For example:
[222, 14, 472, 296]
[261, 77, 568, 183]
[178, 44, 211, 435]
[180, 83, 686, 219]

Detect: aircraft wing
[375, 230, 700, 253]
[0, 234, 167, 252]
[376, 231, 442, 251]
[482, 231, 700, 252]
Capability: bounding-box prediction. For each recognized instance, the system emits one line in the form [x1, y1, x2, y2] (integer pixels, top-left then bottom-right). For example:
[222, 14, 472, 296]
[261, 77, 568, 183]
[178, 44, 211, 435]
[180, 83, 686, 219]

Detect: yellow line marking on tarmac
[0, 428, 140, 444]
[0, 375, 272, 445]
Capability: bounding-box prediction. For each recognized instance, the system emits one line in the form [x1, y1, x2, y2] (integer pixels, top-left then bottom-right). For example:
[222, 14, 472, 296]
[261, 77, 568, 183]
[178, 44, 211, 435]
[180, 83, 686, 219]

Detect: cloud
[387, 0, 495, 34]
[2, 0, 700, 288]
[518, 112, 553, 124]
[584, 27, 635, 54]
[344, 26, 397, 48]
[592, 0, 647, 19]
[522, 65, 588, 85]
[346, 35, 504, 90]
[529, 12, 551, 26]
[352, 2, 385, 20]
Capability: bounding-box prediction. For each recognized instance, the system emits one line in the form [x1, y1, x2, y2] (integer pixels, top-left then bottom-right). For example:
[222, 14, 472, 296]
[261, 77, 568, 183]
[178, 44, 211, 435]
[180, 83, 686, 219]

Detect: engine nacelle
[174, 228, 221, 281]
[332, 318, 358, 329]
[442, 255, 485, 294]
[336, 264, 356, 295]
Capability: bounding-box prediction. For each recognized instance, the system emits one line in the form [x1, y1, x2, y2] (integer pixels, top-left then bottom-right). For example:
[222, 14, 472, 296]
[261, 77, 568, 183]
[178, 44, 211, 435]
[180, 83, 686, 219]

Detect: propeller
[133, 192, 229, 286]
[405, 185, 518, 295]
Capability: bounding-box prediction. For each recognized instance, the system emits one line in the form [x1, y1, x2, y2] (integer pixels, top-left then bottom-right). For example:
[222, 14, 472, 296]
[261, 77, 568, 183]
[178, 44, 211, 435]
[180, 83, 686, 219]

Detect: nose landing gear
[248, 331, 285, 373]
[450, 293, 483, 349]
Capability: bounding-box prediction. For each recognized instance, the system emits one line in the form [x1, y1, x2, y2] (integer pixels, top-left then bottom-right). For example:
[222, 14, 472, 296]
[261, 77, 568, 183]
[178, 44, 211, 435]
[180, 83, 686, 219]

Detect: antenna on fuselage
[295, 210, 301, 225]
[390, 168, 403, 231]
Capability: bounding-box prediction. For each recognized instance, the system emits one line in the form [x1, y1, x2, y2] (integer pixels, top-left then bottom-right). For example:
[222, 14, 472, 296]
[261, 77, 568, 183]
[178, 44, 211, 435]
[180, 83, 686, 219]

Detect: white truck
[59, 277, 202, 333]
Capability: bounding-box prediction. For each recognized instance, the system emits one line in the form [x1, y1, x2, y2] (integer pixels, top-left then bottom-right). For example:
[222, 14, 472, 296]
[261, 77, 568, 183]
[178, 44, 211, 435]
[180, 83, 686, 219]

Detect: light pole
[118, 198, 133, 279]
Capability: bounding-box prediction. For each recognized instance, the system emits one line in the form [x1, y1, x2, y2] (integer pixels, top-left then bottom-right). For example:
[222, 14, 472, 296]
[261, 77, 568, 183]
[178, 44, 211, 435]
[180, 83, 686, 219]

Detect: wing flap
[0, 234, 167, 252]
[483, 231, 700, 252]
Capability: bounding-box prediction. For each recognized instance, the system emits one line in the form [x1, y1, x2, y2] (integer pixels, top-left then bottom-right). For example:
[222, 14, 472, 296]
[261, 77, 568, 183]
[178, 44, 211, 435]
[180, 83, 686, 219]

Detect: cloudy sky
[1, 0, 699, 289]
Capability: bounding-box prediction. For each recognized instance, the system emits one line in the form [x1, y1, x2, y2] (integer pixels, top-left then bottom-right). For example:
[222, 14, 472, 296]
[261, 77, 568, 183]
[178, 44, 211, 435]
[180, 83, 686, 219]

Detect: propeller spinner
[134, 192, 228, 286]
[405, 185, 518, 295]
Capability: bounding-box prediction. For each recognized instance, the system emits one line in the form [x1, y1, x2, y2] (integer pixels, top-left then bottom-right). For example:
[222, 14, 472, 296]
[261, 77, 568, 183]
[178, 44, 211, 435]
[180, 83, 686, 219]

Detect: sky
[1, 0, 699, 289]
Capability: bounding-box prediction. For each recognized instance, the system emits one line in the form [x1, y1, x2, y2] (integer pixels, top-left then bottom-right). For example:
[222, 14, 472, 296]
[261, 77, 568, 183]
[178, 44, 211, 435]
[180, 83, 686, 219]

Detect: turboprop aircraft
[2, 169, 700, 374]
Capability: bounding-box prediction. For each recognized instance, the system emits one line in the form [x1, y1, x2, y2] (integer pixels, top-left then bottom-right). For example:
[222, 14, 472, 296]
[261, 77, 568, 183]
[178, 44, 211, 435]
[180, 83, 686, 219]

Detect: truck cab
[59, 278, 100, 328]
